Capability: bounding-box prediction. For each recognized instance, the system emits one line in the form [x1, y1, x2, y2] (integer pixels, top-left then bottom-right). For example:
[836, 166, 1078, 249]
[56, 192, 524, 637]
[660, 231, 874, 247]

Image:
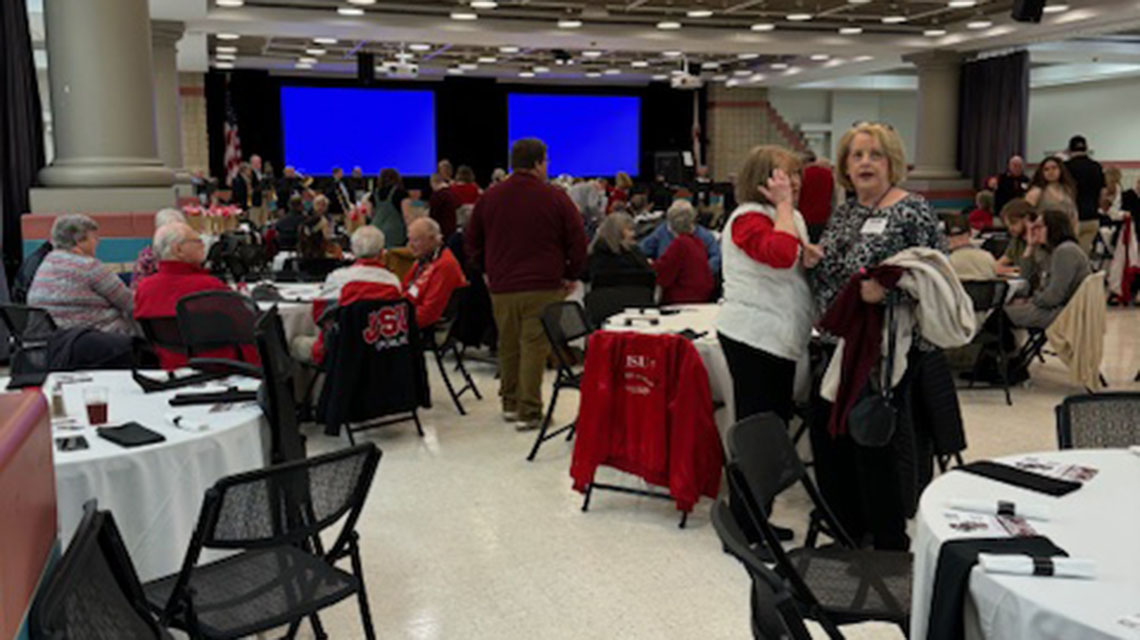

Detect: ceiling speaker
[1011, 0, 1045, 23]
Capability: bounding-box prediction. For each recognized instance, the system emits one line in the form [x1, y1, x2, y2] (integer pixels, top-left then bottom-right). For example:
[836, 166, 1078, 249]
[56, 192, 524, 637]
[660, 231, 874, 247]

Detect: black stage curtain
[206, 72, 701, 189]
[0, 0, 45, 276]
[957, 50, 1028, 190]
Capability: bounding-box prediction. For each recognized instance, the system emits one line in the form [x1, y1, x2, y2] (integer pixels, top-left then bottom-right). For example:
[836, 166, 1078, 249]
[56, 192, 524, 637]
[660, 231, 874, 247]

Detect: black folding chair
[583, 270, 657, 327]
[725, 413, 912, 635]
[424, 287, 482, 415]
[175, 290, 261, 363]
[138, 316, 186, 358]
[960, 279, 1012, 405]
[527, 301, 592, 461]
[711, 498, 817, 640]
[144, 444, 382, 640]
[255, 307, 306, 463]
[1055, 392, 1140, 449]
[31, 500, 173, 639]
[0, 303, 57, 375]
[980, 235, 1010, 260]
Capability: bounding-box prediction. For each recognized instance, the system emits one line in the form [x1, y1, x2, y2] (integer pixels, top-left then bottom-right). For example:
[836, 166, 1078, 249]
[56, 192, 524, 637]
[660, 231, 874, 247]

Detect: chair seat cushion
[144, 546, 359, 639]
[788, 547, 912, 625]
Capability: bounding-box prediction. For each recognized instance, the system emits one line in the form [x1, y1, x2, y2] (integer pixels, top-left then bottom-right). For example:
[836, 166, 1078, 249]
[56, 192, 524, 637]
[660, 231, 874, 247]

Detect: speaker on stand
[1011, 0, 1045, 23]
[357, 52, 375, 84]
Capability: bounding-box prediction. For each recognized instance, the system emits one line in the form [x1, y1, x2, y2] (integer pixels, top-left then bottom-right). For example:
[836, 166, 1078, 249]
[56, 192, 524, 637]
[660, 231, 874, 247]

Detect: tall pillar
[152, 20, 187, 182]
[905, 51, 963, 180]
[38, 0, 173, 188]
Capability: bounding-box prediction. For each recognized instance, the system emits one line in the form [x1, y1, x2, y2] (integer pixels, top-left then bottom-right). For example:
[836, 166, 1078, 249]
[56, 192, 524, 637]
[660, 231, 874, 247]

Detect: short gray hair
[666, 199, 696, 235]
[51, 214, 98, 250]
[153, 222, 189, 260]
[412, 216, 442, 239]
[155, 208, 185, 228]
[351, 226, 385, 259]
[590, 212, 634, 255]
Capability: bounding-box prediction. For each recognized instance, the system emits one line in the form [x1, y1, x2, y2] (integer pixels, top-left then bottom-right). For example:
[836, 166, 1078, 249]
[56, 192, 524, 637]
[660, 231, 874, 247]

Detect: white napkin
[165, 412, 209, 433]
[948, 498, 1052, 521]
[978, 554, 1096, 579]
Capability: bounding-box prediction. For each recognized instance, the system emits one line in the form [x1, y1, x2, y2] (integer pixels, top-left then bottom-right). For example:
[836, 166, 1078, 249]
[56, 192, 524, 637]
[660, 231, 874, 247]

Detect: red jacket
[401, 247, 468, 328]
[133, 261, 255, 370]
[655, 232, 715, 304]
[570, 331, 722, 512]
[450, 182, 481, 206]
[799, 164, 835, 226]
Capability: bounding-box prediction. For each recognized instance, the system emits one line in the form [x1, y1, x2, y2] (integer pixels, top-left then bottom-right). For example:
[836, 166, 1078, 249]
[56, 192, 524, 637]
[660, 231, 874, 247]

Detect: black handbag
[849, 291, 899, 447]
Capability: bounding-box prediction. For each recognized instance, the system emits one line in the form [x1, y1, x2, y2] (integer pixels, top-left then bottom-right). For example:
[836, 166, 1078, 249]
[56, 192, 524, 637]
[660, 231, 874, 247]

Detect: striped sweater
[27, 250, 136, 335]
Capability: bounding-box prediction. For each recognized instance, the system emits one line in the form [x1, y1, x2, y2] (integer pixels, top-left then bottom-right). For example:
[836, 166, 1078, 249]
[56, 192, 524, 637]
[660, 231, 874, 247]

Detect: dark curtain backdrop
[957, 50, 1029, 189]
[0, 0, 45, 276]
[206, 71, 701, 190]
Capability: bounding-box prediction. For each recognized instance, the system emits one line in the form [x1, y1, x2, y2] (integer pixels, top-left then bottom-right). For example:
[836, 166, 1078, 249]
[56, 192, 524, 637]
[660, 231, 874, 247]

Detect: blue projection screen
[507, 94, 640, 177]
[280, 86, 436, 175]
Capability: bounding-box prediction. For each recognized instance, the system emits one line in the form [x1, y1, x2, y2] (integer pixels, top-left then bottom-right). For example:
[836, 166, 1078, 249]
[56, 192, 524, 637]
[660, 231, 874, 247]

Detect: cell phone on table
[55, 436, 89, 452]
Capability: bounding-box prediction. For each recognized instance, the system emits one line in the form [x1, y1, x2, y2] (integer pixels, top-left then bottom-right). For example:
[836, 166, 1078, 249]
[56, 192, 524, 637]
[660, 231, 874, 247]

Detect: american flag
[223, 80, 242, 187]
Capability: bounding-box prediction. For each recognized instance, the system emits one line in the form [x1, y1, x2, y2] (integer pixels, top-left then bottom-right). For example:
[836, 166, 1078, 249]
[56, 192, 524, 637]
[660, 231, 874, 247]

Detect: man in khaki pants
[466, 139, 587, 430]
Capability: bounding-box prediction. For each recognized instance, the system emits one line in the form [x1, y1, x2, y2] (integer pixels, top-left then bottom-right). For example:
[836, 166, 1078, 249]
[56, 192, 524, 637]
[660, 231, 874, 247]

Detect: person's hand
[802, 243, 824, 269]
[995, 263, 1020, 277]
[757, 169, 794, 207]
[860, 278, 887, 304]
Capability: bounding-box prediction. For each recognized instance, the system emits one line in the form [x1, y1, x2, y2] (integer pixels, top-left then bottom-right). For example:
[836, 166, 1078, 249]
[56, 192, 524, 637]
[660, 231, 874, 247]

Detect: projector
[377, 61, 419, 79]
[670, 73, 704, 90]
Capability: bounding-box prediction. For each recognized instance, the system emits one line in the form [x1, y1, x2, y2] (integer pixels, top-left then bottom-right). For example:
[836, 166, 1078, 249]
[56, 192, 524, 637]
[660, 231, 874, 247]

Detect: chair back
[961, 279, 1009, 313]
[255, 308, 305, 463]
[584, 282, 656, 327]
[980, 235, 1010, 259]
[1055, 392, 1140, 449]
[427, 287, 467, 349]
[175, 290, 261, 361]
[138, 317, 187, 355]
[31, 501, 170, 639]
[540, 301, 592, 377]
[0, 304, 58, 346]
[710, 499, 814, 640]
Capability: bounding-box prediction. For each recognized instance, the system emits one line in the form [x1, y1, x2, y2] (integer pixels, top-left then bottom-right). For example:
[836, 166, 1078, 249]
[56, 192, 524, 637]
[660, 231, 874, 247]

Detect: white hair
[51, 214, 98, 250]
[351, 226, 385, 259]
[153, 223, 189, 260]
[666, 199, 697, 234]
[155, 208, 186, 229]
[411, 217, 441, 240]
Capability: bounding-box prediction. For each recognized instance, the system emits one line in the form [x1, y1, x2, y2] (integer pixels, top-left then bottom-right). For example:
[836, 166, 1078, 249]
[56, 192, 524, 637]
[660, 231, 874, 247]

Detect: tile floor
[302, 308, 1140, 639]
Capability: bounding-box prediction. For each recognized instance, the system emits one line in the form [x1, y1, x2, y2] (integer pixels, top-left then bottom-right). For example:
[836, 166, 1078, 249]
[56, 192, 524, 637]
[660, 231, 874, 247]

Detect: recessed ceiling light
[314, 37, 337, 45]
[294, 62, 313, 70]
[854, 55, 874, 62]
[924, 28, 948, 36]
[217, 33, 240, 40]
[583, 50, 603, 58]
[810, 53, 830, 60]
[337, 7, 364, 16]
[215, 45, 237, 54]
[651, 74, 667, 80]
[558, 18, 582, 28]
[737, 53, 760, 59]
[395, 52, 415, 61]
[787, 13, 812, 21]
[770, 62, 788, 69]
[305, 48, 326, 55]
[470, 0, 498, 7]
[587, 71, 603, 78]
[216, 52, 237, 60]
[478, 56, 498, 63]
[967, 19, 992, 29]
[657, 21, 682, 29]
[948, 0, 976, 7]
[447, 67, 464, 75]
[848, 0, 871, 3]
[1043, 3, 1069, 13]
[881, 14, 907, 23]
[662, 50, 683, 57]
[839, 26, 863, 34]
[701, 61, 720, 69]
[733, 69, 752, 76]
[631, 60, 650, 68]
[348, 0, 376, 4]
[500, 46, 520, 53]
[533, 66, 550, 73]
[451, 11, 477, 20]
[216, 0, 244, 7]
[750, 22, 775, 31]
[298, 56, 318, 64]
[712, 74, 728, 81]
[459, 62, 478, 70]
[409, 43, 431, 51]
[749, 73, 765, 82]
[604, 68, 621, 75]
[215, 61, 235, 69]
[518, 71, 535, 78]
[687, 9, 713, 18]
[670, 69, 686, 75]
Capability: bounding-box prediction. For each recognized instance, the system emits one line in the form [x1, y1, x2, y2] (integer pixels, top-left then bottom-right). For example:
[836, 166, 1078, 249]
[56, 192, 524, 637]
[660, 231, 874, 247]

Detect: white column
[38, 0, 173, 187]
[905, 51, 963, 180]
[152, 20, 187, 181]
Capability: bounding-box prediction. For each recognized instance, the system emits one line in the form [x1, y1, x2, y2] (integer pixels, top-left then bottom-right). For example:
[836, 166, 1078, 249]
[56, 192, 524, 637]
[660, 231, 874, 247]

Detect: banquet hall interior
[3, 0, 1140, 638]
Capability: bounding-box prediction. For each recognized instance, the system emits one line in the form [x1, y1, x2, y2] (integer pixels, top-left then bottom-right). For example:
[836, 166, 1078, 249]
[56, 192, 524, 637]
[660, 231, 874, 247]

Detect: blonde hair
[615, 171, 633, 191]
[835, 122, 907, 192]
[735, 145, 803, 206]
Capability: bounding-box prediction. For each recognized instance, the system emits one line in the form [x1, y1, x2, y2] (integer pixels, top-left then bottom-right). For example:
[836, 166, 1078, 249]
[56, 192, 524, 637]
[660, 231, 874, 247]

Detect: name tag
[861, 217, 889, 235]
[408, 284, 420, 298]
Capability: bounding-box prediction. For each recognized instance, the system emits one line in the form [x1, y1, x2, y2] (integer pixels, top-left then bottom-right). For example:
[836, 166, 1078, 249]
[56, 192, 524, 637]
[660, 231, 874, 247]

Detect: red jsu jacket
[400, 247, 468, 328]
[570, 331, 723, 512]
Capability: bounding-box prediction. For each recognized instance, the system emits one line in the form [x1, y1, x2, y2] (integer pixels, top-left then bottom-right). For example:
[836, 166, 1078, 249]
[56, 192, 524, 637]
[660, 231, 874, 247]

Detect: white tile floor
[303, 308, 1140, 639]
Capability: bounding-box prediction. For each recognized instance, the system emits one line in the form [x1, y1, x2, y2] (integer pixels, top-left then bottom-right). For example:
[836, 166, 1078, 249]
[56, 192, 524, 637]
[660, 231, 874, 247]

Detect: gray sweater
[1007, 241, 1091, 329]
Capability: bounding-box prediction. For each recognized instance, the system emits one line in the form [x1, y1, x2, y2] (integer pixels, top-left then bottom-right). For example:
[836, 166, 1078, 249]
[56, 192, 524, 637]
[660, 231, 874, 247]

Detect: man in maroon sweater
[466, 138, 588, 429]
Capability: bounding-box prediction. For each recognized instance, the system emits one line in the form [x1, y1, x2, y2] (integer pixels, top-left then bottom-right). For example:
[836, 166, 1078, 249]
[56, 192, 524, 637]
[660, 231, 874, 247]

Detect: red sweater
[968, 208, 994, 231]
[571, 331, 722, 512]
[450, 182, 481, 206]
[401, 247, 468, 328]
[655, 232, 715, 304]
[465, 172, 588, 294]
[798, 165, 835, 226]
[731, 211, 801, 268]
[133, 261, 248, 370]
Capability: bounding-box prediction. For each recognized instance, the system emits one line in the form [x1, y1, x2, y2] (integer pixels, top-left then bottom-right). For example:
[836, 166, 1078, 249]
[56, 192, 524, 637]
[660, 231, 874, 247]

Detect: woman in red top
[607, 171, 633, 213]
[450, 165, 482, 206]
[654, 200, 715, 304]
[968, 189, 995, 231]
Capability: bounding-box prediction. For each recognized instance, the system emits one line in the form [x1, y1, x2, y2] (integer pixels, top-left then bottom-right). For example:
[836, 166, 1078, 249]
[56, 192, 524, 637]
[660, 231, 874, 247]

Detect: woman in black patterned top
[809, 122, 951, 551]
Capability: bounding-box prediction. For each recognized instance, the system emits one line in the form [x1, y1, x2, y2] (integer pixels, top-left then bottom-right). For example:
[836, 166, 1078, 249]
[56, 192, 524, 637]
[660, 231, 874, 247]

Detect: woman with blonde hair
[585, 212, 652, 283]
[608, 171, 634, 212]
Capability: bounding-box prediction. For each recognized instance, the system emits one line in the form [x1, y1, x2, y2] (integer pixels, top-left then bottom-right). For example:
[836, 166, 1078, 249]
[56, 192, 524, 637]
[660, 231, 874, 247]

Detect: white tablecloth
[253, 282, 324, 342]
[36, 371, 268, 581]
[911, 449, 1140, 640]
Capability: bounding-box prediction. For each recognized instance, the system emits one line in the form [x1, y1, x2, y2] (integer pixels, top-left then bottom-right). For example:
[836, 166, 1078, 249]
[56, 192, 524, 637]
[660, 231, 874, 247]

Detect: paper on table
[978, 553, 1096, 579]
[942, 512, 1037, 538]
[1129, 445, 1140, 458]
[1011, 456, 1099, 483]
[948, 498, 1053, 521]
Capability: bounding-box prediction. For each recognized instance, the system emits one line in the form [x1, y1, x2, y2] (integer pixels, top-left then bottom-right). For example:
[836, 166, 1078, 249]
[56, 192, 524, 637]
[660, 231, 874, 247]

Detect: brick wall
[706, 84, 807, 180]
[180, 73, 208, 174]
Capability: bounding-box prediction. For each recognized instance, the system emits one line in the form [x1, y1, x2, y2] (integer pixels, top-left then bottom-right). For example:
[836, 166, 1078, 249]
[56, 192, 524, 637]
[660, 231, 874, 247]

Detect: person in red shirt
[654, 200, 715, 304]
[968, 189, 995, 231]
[450, 165, 482, 206]
[403, 217, 468, 328]
[133, 222, 236, 370]
[798, 152, 835, 242]
[428, 173, 461, 239]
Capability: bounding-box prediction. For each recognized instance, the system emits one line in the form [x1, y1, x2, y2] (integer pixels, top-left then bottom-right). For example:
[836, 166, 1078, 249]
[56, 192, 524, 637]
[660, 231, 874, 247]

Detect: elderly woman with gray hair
[653, 200, 716, 304]
[132, 208, 186, 290]
[27, 214, 136, 334]
[585, 212, 652, 283]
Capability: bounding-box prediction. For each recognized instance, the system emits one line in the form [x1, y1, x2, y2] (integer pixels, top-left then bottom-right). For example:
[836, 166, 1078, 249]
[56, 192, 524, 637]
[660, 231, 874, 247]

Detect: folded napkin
[978, 553, 1096, 579]
[948, 498, 1053, 521]
[958, 461, 1081, 496]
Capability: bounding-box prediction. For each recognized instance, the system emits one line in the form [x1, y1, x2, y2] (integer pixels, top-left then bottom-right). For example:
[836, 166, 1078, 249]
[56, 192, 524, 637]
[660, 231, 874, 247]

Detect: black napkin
[957, 460, 1081, 497]
[7, 370, 48, 389]
[96, 422, 166, 448]
[927, 536, 1067, 640]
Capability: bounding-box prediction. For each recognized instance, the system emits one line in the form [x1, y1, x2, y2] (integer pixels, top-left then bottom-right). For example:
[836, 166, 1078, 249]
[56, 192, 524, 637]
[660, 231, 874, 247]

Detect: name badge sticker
[861, 217, 889, 235]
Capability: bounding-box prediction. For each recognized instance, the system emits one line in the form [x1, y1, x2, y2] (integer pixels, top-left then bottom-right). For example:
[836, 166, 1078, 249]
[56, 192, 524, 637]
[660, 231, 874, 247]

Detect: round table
[911, 449, 1140, 640]
[38, 370, 267, 581]
[252, 282, 324, 342]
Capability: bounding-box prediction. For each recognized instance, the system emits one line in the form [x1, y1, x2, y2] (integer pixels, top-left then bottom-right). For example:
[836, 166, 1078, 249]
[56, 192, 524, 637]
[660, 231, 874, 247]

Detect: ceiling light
[749, 73, 765, 82]
[726, 79, 740, 87]
[701, 61, 720, 69]
[604, 68, 621, 75]
[738, 53, 759, 59]
[409, 43, 431, 51]
[586, 71, 603, 78]
[733, 69, 752, 76]
[533, 66, 550, 73]
[854, 55, 874, 62]
[216, 52, 237, 60]
[770, 62, 788, 69]
[447, 67, 464, 75]
[712, 74, 728, 81]
[948, 0, 976, 7]
[1043, 3, 1069, 13]
[500, 46, 520, 53]
[810, 53, 830, 60]
[217, 33, 240, 40]
[470, 0, 498, 7]
[298, 56, 318, 64]
[215, 45, 237, 53]
[215, 61, 235, 69]
[558, 18, 583, 28]
[652, 74, 668, 80]
[750, 22, 775, 31]
[314, 37, 337, 45]
[848, 0, 871, 3]
[687, 9, 713, 18]
[671, 69, 686, 75]
[459, 62, 478, 70]
[477, 56, 498, 63]
[451, 11, 477, 19]
[395, 52, 415, 61]
[631, 60, 650, 68]
[337, 7, 364, 15]
[305, 48, 326, 55]
[967, 19, 992, 28]
[663, 50, 683, 57]
[294, 62, 312, 70]
[583, 50, 603, 58]
[518, 71, 535, 78]
[787, 13, 812, 21]
[839, 26, 863, 34]
[348, 0, 376, 4]
[881, 14, 907, 23]
[924, 28, 947, 36]
[216, 0, 244, 7]
[657, 21, 682, 29]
